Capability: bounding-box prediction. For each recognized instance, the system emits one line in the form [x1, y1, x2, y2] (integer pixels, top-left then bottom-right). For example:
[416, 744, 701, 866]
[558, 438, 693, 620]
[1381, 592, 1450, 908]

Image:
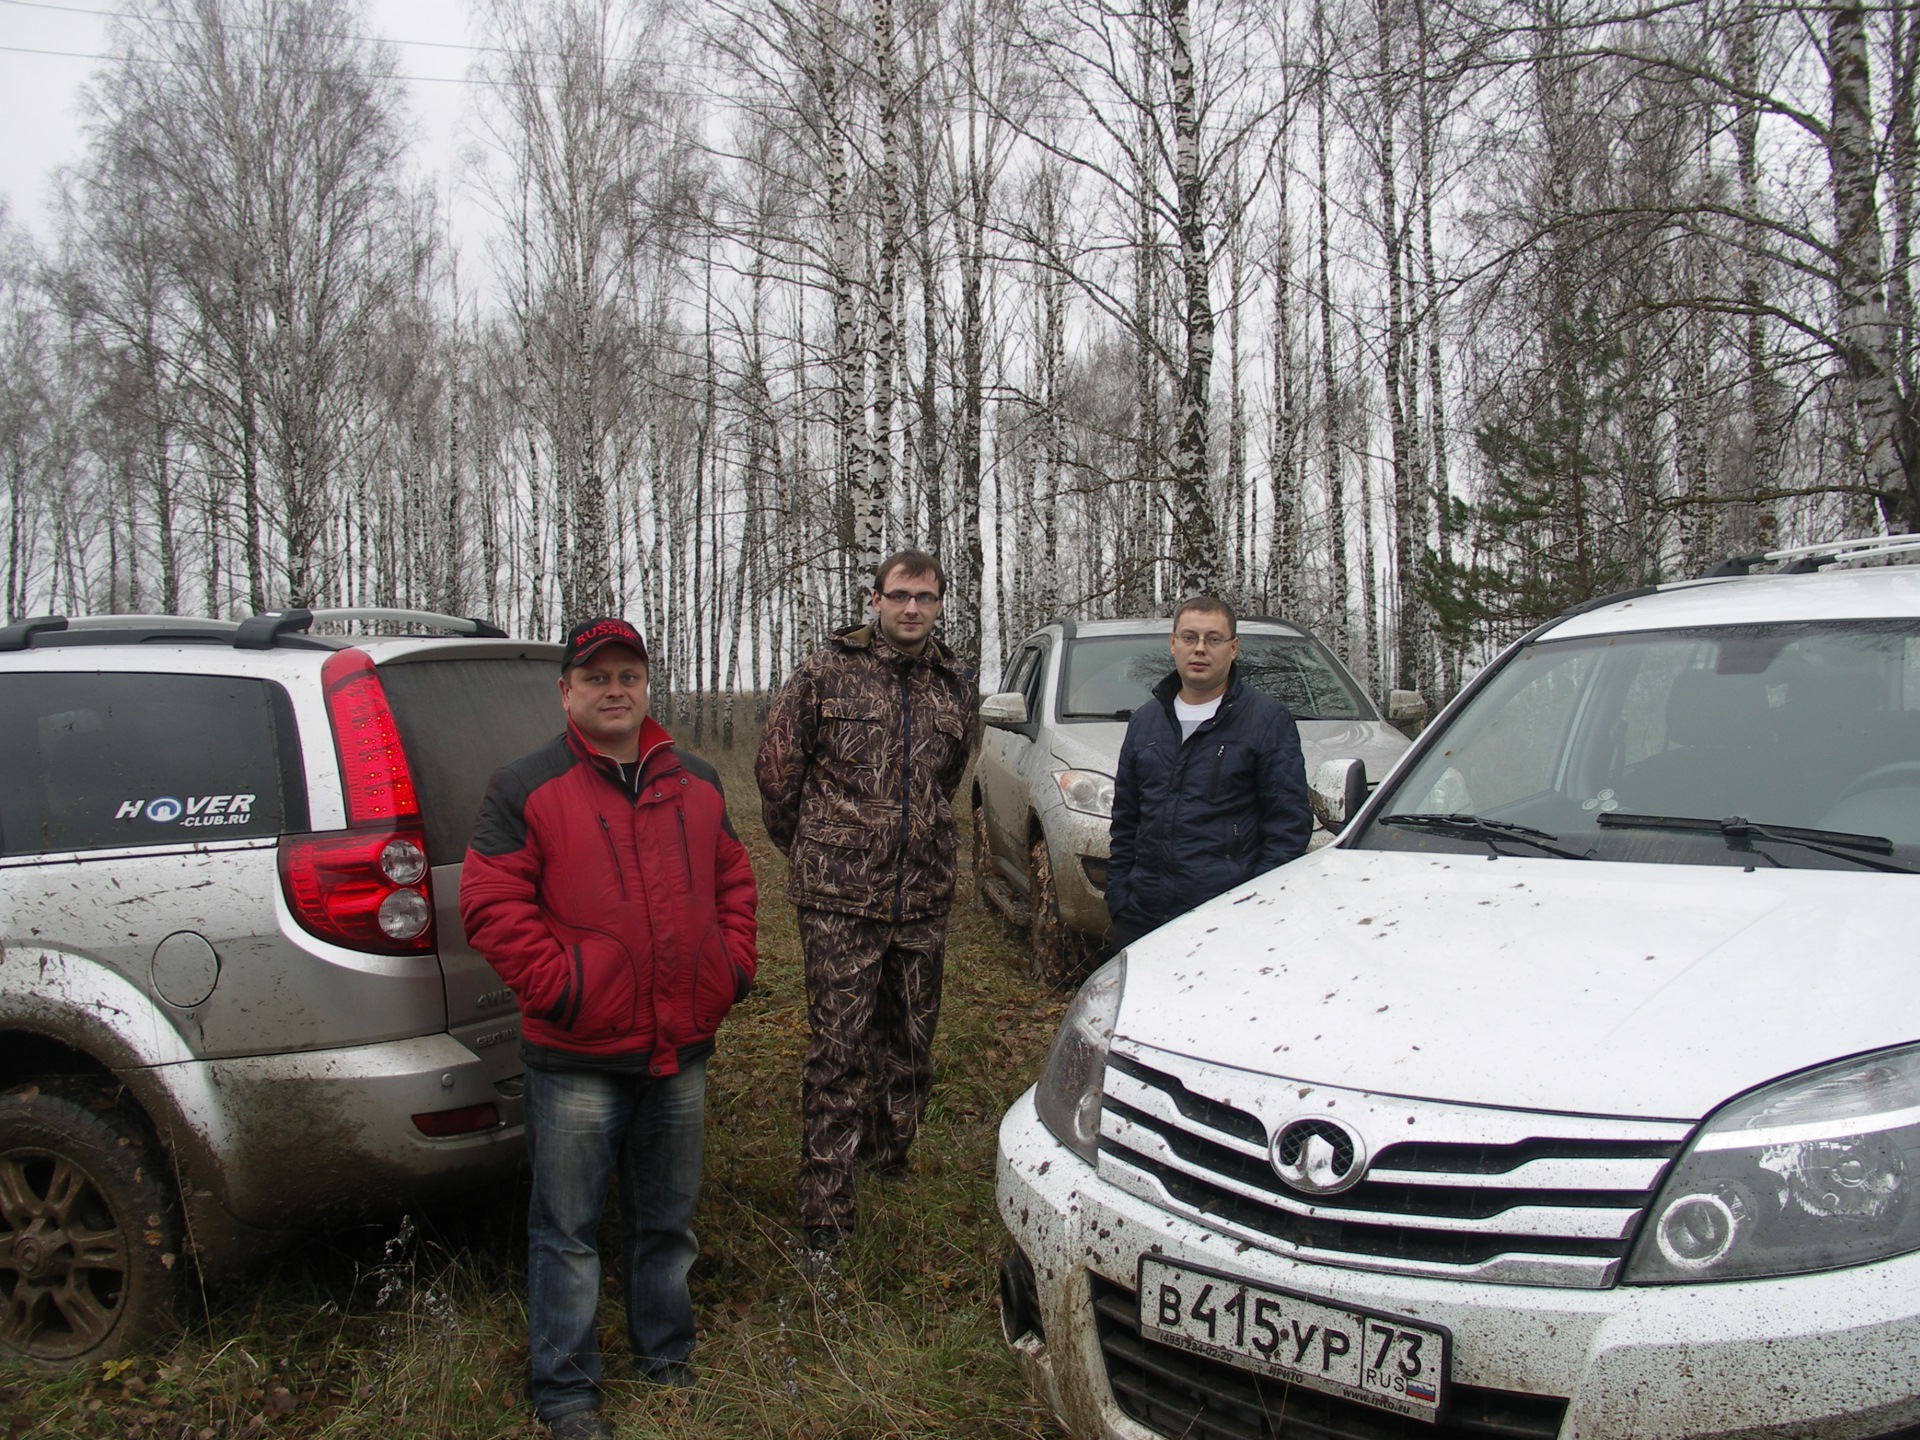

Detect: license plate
[1137, 1256, 1450, 1423]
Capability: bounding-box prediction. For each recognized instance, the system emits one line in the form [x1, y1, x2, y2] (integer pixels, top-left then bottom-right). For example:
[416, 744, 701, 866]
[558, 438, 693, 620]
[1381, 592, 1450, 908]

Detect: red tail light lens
[279, 826, 436, 954]
[411, 1103, 502, 1138]
[321, 648, 420, 825]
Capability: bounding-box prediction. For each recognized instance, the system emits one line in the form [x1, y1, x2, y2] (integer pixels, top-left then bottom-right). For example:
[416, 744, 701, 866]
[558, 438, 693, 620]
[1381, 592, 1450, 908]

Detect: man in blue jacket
[1105, 594, 1312, 950]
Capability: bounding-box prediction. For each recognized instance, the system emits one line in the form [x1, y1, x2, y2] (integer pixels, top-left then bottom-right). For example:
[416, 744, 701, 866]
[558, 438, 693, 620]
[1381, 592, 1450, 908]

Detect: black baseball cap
[561, 617, 648, 670]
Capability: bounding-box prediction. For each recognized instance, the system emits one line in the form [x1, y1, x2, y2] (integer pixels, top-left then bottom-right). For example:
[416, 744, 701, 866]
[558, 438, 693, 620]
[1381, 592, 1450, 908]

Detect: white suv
[997, 542, 1920, 1440]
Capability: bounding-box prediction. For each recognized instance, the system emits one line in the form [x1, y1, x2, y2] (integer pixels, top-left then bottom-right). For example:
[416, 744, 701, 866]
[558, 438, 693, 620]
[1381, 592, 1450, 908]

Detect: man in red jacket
[461, 617, 757, 1440]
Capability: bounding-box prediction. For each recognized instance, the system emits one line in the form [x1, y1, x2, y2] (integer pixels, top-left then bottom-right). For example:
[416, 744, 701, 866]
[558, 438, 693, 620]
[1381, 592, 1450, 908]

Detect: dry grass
[1, 726, 1072, 1439]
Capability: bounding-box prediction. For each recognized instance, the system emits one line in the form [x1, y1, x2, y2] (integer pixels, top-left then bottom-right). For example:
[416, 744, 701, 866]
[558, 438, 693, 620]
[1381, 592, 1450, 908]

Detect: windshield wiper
[1595, 812, 1915, 875]
[1377, 813, 1593, 860]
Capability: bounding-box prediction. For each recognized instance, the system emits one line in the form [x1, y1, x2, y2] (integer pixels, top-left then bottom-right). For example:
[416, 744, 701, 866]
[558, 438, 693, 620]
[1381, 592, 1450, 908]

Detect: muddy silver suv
[0, 609, 566, 1361]
[974, 616, 1420, 982]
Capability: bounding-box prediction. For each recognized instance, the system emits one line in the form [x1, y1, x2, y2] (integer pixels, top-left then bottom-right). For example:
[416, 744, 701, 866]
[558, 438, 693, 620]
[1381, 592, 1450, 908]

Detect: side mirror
[981, 691, 1030, 729]
[1387, 689, 1429, 725]
[1309, 758, 1369, 833]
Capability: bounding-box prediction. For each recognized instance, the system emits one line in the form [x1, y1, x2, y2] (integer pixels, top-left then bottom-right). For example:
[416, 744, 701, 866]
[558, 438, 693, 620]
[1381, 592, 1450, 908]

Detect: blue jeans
[523, 1058, 706, 1421]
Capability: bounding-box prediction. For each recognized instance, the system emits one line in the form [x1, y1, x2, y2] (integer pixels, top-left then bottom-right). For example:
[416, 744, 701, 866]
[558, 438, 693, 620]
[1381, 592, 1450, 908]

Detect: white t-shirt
[1173, 693, 1223, 741]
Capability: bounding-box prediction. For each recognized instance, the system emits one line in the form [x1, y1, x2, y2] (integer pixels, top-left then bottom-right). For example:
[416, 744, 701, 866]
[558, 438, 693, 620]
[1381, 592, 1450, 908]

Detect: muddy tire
[1028, 836, 1096, 988]
[0, 1079, 182, 1363]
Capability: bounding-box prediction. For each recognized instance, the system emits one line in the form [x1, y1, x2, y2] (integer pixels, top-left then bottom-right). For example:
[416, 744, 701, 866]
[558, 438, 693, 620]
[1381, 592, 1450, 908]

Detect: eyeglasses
[1174, 631, 1234, 649]
[880, 589, 943, 606]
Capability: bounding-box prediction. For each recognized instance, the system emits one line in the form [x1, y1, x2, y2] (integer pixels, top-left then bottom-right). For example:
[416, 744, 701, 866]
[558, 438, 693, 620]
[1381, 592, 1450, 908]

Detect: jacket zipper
[1207, 743, 1226, 800]
[676, 807, 693, 884]
[597, 815, 630, 898]
[893, 666, 912, 921]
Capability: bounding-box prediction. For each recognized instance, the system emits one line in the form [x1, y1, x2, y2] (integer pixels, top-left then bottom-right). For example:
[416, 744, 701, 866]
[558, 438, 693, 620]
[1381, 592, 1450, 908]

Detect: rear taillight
[412, 1103, 502, 1138]
[321, 648, 420, 824]
[284, 651, 435, 953]
[279, 827, 435, 954]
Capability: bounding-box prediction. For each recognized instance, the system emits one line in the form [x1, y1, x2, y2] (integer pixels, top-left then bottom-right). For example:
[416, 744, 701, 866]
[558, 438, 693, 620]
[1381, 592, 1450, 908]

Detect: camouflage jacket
[756, 624, 979, 921]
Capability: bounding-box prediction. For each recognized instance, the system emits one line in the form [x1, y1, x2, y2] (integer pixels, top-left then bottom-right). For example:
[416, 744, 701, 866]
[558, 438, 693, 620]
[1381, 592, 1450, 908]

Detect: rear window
[379, 657, 565, 864]
[0, 672, 297, 856]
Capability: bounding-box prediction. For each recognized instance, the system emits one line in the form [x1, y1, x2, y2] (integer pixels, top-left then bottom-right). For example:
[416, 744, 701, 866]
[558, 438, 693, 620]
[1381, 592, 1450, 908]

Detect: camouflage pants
[797, 908, 948, 1233]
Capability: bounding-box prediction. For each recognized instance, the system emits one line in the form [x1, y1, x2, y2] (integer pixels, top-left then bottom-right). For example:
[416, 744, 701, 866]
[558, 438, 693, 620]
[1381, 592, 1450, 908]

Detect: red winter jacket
[459, 715, 758, 1076]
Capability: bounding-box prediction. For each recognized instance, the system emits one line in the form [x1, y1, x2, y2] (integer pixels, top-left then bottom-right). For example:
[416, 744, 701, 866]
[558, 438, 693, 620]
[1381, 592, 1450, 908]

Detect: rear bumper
[144, 1031, 525, 1237]
[997, 1088, 1920, 1440]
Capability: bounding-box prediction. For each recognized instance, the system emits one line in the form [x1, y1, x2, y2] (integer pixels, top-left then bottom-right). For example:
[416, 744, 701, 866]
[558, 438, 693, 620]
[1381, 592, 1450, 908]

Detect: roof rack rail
[1772, 535, 1920, 569]
[234, 609, 315, 649]
[61, 614, 241, 636]
[1705, 534, 1920, 577]
[0, 615, 69, 651]
[304, 607, 509, 638]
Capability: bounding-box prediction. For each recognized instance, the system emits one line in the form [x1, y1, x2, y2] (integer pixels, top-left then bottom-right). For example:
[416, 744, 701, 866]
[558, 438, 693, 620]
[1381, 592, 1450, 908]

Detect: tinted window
[0, 672, 291, 856]
[379, 657, 567, 864]
[1059, 633, 1370, 721]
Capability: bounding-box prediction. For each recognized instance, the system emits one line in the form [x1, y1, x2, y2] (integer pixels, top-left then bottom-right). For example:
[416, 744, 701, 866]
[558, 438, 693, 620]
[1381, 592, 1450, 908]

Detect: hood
[1046, 718, 1409, 779]
[1295, 719, 1410, 778]
[1117, 846, 1917, 1121]
[1048, 721, 1128, 774]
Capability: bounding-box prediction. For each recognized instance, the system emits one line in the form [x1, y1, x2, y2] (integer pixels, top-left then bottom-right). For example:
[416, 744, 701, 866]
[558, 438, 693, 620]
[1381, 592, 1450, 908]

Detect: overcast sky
[1, 0, 483, 245]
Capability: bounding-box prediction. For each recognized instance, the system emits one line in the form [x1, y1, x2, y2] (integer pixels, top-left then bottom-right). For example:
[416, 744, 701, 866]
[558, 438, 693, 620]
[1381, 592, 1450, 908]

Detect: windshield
[1058, 632, 1371, 721]
[1359, 620, 1920, 869]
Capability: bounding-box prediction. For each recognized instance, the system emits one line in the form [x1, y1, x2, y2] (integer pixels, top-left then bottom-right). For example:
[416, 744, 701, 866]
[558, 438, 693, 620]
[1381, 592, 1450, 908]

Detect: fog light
[999, 1247, 1044, 1345]
[378, 889, 432, 939]
[1655, 1191, 1743, 1271]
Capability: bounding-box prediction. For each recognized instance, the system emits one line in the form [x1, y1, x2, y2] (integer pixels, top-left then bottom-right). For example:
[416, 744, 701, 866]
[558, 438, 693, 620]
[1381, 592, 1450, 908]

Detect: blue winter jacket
[1105, 666, 1313, 930]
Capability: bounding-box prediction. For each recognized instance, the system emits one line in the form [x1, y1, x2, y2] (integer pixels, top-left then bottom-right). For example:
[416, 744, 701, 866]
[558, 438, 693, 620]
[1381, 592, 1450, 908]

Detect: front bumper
[997, 1089, 1920, 1440]
[1046, 809, 1114, 937]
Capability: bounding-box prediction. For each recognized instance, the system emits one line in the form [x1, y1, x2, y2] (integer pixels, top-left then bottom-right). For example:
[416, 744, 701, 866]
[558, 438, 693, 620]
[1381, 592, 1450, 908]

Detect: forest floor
[1, 741, 1072, 1439]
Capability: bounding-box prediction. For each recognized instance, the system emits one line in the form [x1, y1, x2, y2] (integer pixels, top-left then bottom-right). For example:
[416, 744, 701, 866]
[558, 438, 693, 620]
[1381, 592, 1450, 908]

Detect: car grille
[1090, 1274, 1569, 1440]
[1099, 1041, 1692, 1289]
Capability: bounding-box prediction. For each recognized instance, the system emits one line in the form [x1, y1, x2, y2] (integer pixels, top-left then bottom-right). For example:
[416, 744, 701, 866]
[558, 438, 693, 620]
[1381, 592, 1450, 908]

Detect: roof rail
[0, 615, 69, 651]
[233, 609, 315, 649]
[1771, 535, 1920, 568]
[1705, 534, 1920, 577]
[305, 607, 509, 638]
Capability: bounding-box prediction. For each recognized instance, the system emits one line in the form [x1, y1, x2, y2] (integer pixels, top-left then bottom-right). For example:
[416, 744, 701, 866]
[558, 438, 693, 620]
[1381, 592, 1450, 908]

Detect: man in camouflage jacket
[756, 549, 980, 1261]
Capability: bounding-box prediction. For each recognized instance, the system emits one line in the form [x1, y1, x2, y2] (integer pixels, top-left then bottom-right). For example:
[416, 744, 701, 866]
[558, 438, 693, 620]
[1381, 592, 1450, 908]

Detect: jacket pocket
[544, 923, 638, 1043]
[690, 922, 740, 1033]
[819, 698, 888, 767]
[791, 816, 879, 904]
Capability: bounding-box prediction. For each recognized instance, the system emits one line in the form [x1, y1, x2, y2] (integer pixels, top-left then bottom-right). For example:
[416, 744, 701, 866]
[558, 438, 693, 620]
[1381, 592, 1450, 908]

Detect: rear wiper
[1595, 812, 1914, 875]
[1377, 812, 1593, 860]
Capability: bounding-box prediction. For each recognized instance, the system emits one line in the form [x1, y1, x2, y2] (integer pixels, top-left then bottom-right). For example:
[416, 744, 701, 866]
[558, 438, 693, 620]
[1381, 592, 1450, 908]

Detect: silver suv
[0, 609, 564, 1361]
[973, 616, 1419, 982]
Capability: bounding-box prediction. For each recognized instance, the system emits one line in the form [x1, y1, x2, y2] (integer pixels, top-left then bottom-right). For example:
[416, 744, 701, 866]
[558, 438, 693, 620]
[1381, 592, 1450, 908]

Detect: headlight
[1625, 1045, 1920, 1284]
[1034, 954, 1127, 1165]
[1055, 769, 1116, 818]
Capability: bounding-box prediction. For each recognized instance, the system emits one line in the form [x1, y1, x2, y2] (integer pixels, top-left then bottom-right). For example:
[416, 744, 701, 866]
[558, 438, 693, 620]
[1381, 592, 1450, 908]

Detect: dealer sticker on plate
[1137, 1256, 1450, 1422]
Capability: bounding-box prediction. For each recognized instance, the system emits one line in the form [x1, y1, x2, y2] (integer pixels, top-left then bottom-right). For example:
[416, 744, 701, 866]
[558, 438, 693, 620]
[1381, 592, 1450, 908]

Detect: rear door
[377, 651, 566, 1083]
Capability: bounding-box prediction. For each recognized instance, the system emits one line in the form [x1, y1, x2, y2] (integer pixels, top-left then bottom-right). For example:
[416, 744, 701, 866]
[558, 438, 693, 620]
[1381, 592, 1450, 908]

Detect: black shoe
[547, 1410, 612, 1440]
